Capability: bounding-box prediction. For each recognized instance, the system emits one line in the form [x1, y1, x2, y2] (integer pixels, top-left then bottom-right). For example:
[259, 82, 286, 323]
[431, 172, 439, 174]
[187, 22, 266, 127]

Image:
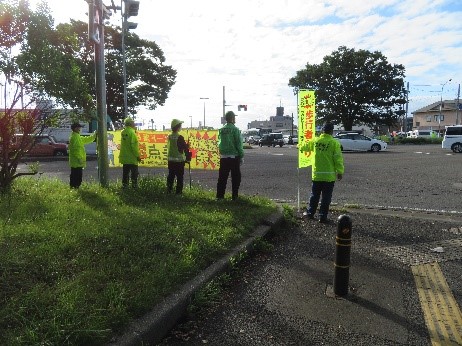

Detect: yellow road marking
[412, 262, 462, 345]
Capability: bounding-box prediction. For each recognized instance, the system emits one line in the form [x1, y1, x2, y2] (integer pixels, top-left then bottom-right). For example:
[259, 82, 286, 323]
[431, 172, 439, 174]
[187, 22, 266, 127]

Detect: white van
[416, 130, 437, 138]
[442, 125, 462, 153]
[408, 130, 436, 138]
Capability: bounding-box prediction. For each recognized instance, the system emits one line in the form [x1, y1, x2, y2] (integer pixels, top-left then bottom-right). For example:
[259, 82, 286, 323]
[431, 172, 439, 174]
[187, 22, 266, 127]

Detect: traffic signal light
[87, 0, 100, 44]
[125, 0, 140, 17]
[102, 4, 112, 20]
[238, 105, 247, 111]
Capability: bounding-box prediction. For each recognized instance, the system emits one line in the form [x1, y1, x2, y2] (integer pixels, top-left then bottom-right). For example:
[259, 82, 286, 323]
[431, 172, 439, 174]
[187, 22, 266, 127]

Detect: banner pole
[296, 168, 300, 211]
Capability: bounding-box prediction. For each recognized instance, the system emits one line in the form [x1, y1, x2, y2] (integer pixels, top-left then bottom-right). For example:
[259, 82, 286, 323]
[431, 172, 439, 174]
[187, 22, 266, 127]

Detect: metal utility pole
[121, 1, 128, 119]
[456, 84, 460, 125]
[200, 97, 209, 129]
[291, 112, 294, 136]
[221, 86, 233, 125]
[222, 86, 226, 120]
[121, 0, 139, 119]
[439, 79, 452, 134]
[88, 0, 109, 187]
[404, 81, 409, 132]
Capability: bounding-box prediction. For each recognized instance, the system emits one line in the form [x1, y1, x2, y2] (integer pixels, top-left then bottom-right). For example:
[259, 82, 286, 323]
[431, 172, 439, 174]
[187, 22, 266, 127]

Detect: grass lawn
[0, 176, 277, 345]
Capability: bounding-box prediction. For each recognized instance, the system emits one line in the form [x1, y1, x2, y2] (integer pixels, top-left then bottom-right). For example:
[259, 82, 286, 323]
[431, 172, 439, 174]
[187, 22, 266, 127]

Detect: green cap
[124, 117, 135, 126]
[171, 119, 184, 129]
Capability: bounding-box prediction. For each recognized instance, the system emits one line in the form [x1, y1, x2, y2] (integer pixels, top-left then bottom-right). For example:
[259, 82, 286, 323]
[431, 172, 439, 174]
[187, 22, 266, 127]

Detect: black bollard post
[333, 214, 352, 296]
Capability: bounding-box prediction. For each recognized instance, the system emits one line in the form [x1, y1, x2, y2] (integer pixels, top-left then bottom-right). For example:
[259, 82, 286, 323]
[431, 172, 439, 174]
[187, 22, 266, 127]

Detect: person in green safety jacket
[216, 111, 244, 200]
[299, 122, 344, 223]
[166, 119, 190, 194]
[119, 117, 141, 188]
[68, 122, 96, 188]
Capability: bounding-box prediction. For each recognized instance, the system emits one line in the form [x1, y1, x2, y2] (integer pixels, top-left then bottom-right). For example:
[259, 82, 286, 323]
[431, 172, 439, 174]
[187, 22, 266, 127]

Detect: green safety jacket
[167, 132, 188, 162]
[218, 123, 244, 158]
[299, 133, 344, 182]
[68, 131, 96, 168]
[119, 126, 140, 165]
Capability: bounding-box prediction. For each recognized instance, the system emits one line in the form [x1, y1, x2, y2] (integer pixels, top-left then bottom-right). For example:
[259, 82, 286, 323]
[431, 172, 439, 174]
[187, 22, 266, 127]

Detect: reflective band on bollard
[333, 214, 352, 296]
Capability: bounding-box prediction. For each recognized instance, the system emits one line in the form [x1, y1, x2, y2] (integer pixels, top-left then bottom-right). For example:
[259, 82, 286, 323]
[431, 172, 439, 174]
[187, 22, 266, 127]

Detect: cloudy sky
[30, 0, 462, 130]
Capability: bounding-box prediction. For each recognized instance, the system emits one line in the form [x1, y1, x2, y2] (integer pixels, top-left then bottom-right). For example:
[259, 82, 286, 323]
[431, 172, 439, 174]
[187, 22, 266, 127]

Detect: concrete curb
[109, 207, 285, 346]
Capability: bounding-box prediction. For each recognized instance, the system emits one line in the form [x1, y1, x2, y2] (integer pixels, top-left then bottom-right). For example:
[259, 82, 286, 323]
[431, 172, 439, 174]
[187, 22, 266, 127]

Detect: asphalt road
[19, 144, 462, 213]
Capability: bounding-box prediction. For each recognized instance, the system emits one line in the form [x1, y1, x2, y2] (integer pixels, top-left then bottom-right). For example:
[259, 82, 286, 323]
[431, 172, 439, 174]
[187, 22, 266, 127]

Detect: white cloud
[28, 0, 462, 129]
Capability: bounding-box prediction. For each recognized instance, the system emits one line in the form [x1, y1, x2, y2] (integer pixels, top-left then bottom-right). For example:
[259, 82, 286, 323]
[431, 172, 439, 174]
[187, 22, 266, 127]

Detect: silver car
[334, 133, 387, 152]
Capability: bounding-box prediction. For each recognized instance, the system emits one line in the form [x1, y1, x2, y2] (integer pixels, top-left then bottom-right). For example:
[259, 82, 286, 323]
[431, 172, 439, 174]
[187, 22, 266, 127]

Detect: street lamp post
[189, 115, 192, 128]
[200, 97, 209, 129]
[439, 78, 452, 135]
[404, 81, 409, 132]
[121, 0, 139, 119]
[457, 84, 461, 125]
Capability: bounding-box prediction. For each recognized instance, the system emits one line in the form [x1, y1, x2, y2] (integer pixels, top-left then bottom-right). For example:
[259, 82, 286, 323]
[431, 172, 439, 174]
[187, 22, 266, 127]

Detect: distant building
[412, 99, 461, 135]
[247, 106, 296, 133]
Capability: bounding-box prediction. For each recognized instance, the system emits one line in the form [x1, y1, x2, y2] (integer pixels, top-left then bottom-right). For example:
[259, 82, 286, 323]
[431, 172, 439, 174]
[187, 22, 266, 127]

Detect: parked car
[442, 125, 462, 153]
[247, 135, 261, 145]
[13, 134, 68, 156]
[284, 135, 298, 145]
[258, 133, 284, 147]
[334, 133, 387, 152]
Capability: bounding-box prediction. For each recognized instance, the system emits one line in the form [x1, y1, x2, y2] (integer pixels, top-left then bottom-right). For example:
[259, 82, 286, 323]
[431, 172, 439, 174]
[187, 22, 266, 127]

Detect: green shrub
[395, 137, 442, 145]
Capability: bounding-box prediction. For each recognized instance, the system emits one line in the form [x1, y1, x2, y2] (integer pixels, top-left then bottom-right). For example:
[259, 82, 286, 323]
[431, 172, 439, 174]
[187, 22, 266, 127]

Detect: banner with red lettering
[107, 130, 220, 170]
[298, 90, 316, 168]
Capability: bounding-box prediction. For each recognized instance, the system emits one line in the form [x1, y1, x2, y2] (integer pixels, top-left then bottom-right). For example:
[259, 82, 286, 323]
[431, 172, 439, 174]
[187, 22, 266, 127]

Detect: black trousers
[122, 164, 139, 188]
[307, 181, 335, 220]
[167, 161, 185, 194]
[216, 157, 241, 199]
[70, 167, 83, 188]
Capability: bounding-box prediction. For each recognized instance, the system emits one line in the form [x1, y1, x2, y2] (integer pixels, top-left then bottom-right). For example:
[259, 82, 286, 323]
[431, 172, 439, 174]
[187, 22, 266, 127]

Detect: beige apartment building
[412, 99, 461, 135]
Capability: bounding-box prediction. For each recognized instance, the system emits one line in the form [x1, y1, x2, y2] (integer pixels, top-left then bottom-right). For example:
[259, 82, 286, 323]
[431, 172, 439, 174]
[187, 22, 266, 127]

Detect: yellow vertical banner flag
[298, 90, 316, 168]
[107, 129, 220, 170]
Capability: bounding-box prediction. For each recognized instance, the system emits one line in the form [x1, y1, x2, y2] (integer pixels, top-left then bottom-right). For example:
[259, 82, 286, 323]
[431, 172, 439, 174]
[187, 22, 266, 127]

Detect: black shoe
[303, 211, 314, 219]
[319, 218, 329, 224]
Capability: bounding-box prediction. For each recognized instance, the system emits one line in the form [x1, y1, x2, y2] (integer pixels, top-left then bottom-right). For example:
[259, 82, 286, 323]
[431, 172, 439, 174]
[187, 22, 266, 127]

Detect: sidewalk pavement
[111, 206, 462, 346]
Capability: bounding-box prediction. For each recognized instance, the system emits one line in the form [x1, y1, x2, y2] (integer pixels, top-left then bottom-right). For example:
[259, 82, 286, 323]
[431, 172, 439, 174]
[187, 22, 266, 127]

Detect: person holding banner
[119, 117, 141, 188]
[216, 111, 244, 201]
[299, 123, 344, 223]
[167, 119, 189, 194]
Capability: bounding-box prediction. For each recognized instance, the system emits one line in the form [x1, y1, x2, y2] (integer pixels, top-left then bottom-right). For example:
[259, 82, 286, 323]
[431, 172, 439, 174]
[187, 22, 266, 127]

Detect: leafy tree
[103, 23, 177, 121]
[5, 0, 176, 124]
[289, 46, 406, 131]
[0, 0, 27, 81]
[19, 19, 177, 123]
[15, 4, 94, 118]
